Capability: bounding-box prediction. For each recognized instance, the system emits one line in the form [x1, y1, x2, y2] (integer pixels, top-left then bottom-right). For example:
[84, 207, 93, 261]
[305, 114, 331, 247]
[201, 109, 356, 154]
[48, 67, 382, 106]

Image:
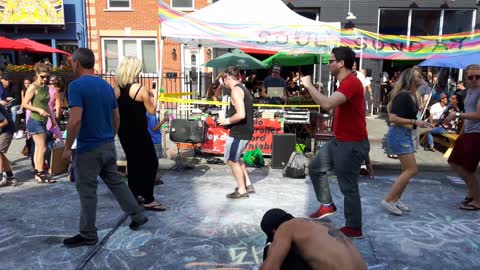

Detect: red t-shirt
[333, 73, 368, 142]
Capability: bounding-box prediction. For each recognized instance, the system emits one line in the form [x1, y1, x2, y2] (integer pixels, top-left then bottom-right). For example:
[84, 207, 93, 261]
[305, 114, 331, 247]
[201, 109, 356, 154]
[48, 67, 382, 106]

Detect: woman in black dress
[114, 56, 165, 211]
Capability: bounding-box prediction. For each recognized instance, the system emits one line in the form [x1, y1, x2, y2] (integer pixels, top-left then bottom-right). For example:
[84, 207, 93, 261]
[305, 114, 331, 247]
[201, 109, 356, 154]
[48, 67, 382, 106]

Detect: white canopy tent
[160, 0, 341, 50]
[158, 0, 341, 96]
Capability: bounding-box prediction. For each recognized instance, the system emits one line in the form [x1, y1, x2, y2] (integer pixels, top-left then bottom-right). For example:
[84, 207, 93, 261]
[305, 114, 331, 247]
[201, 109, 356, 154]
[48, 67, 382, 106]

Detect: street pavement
[1, 116, 479, 270]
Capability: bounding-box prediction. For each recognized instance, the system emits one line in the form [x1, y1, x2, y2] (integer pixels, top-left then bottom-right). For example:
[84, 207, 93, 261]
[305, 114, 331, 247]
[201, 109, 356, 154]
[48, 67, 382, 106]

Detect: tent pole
[158, 37, 165, 112]
[318, 55, 322, 88]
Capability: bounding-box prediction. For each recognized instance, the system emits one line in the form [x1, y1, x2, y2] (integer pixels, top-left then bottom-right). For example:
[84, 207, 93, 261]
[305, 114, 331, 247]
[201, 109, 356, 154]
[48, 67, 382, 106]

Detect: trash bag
[283, 151, 307, 179]
[242, 148, 265, 168]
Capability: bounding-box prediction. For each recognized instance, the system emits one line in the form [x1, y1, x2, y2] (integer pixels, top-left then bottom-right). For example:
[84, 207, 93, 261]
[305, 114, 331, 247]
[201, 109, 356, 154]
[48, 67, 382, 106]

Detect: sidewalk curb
[371, 162, 453, 172]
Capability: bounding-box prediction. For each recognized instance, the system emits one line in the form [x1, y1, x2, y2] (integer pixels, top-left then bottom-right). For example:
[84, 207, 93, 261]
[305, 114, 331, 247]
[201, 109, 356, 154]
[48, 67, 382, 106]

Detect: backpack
[282, 151, 307, 179]
[242, 148, 265, 168]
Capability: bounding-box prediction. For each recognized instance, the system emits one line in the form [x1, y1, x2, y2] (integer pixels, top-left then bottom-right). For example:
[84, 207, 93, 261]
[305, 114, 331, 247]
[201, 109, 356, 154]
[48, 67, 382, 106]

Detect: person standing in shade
[62, 48, 148, 248]
[114, 56, 166, 211]
[218, 66, 255, 199]
[0, 104, 17, 187]
[300, 46, 370, 239]
[382, 68, 429, 216]
[445, 64, 480, 211]
[261, 65, 287, 105]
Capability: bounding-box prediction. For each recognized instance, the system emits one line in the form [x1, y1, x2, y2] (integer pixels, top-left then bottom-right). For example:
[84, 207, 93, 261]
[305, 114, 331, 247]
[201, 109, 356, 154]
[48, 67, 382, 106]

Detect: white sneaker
[381, 200, 403, 215]
[395, 200, 410, 211]
[0, 178, 7, 187]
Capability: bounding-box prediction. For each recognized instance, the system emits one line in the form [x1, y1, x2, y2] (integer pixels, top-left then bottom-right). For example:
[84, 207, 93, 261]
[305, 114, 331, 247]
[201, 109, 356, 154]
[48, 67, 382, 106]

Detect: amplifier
[284, 109, 310, 124]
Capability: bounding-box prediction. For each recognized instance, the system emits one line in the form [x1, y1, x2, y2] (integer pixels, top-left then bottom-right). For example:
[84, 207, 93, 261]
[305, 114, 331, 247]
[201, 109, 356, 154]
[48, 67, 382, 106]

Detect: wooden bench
[433, 133, 459, 158]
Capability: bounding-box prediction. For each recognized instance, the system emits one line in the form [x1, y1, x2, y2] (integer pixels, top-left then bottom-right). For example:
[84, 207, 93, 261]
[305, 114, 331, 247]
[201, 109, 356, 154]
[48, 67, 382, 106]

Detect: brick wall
[86, 0, 209, 74]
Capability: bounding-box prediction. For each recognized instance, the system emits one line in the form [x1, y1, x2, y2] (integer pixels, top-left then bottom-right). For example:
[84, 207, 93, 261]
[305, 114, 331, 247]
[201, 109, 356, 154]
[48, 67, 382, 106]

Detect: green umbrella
[263, 52, 330, 67]
[205, 49, 266, 70]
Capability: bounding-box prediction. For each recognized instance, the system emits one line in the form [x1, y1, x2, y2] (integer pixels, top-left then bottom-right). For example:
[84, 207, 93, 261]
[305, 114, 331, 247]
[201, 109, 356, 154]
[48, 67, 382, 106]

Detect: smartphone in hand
[152, 81, 157, 90]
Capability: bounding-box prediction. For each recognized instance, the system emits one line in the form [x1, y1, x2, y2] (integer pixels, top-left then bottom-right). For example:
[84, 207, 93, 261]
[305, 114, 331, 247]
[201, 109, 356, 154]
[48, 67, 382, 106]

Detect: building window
[443, 10, 474, 34]
[378, 8, 476, 39]
[410, 10, 441, 36]
[171, 0, 194, 9]
[108, 0, 131, 9]
[103, 38, 157, 74]
[379, 9, 409, 35]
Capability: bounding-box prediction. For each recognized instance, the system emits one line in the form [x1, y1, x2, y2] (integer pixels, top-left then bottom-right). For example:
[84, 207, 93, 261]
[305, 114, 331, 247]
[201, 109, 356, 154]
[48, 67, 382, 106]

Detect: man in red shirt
[301, 46, 370, 239]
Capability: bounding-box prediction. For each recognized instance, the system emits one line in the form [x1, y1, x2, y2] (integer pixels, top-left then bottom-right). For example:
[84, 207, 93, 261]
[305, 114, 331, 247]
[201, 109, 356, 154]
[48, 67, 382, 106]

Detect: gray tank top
[464, 88, 480, 133]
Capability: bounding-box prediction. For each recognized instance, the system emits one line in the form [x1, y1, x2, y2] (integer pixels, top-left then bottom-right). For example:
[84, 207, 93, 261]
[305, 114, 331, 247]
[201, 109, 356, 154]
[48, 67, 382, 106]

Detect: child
[146, 110, 169, 185]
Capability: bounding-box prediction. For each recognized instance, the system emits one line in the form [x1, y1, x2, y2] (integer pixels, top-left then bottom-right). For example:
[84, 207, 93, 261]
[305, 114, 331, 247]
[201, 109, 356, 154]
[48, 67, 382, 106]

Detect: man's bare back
[263, 218, 366, 270]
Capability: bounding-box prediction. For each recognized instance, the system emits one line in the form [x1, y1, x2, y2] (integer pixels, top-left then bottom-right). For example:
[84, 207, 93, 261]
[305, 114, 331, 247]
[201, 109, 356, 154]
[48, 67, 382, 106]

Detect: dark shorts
[386, 125, 415, 155]
[448, 133, 480, 173]
[0, 132, 13, 153]
[27, 118, 47, 135]
[224, 137, 249, 162]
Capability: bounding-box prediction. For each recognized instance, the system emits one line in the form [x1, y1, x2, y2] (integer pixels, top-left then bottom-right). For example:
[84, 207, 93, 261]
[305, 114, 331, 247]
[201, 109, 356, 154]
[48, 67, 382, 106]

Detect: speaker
[271, 134, 296, 169]
[169, 119, 207, 143]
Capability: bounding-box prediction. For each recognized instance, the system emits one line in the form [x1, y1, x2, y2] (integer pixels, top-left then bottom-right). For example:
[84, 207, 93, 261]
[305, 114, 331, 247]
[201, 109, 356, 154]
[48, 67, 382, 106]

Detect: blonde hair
[387, 68, 419, 112]
[466, 64, 480, 75]
[115, 56, 143, 88]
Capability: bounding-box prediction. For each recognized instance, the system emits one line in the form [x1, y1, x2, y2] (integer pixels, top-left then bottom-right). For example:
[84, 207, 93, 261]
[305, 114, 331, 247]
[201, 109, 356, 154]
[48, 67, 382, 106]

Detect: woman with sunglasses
[22, 62, 57, 183]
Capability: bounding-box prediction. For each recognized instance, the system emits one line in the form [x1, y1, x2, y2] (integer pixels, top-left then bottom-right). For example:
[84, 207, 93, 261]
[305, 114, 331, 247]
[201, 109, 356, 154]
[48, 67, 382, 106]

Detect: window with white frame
[378, 8, 475, 37]
[103, 38, 157, 73]
[108, 0, 131, 9]
[171, 0, 194, 9]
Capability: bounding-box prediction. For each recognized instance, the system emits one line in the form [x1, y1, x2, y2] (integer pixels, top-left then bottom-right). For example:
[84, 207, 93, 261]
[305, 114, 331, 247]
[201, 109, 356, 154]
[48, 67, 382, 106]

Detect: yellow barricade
[158, 96, 320, 108]
[160, 92, 198, 98]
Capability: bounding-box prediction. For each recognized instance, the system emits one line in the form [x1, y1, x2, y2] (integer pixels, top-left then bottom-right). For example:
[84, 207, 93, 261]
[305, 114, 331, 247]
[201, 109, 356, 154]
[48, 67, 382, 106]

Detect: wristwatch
[455, 112, 461, 118]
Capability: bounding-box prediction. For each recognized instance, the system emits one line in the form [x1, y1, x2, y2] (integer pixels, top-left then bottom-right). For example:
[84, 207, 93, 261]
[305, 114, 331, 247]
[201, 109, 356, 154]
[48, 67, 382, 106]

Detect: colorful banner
[158, 0, 480, 60]
[0, 0, 65, 25]
[201, 117, 283, 155]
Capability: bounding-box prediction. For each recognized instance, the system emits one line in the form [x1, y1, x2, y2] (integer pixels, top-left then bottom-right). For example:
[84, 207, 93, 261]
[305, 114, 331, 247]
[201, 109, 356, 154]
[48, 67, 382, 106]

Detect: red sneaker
[309, 204, 337, 219]
[339, 226, 363, 239]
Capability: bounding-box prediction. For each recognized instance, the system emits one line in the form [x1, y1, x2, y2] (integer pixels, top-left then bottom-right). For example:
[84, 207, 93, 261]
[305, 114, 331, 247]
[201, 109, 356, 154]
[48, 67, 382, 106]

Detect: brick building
[86, 0, 211, 85]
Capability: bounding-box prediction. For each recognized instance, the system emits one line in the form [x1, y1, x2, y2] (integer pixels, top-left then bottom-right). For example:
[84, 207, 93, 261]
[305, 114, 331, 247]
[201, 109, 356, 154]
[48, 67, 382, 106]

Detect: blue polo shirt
[68, 75, 118, 153]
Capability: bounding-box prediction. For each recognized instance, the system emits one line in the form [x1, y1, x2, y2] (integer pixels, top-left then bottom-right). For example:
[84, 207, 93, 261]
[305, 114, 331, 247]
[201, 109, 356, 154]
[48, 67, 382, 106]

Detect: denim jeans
[427, 127, 447, 147]
[75, 142, 145, 240]
[10, 105, 20, 124]
[308, 138, 370, 229]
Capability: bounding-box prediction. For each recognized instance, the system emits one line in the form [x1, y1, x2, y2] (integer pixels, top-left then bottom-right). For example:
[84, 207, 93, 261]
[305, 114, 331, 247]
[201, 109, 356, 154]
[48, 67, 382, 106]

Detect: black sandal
[34, 170, 46, 184]
[39, 171, 56, 184]
[461, 197, 473, 205]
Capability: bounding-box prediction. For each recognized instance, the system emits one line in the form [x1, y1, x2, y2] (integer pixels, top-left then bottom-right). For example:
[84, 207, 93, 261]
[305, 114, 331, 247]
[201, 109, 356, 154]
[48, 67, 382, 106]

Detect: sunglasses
[40, 75, 50, 80]
[467, 75, 480, 81]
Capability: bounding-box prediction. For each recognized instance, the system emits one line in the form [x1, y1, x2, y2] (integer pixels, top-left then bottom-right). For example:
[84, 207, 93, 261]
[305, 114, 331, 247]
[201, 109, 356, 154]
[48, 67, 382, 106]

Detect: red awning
[0, 36, 31, 50]
[240, 48, 277, 55]
[16, 38, 71, 55]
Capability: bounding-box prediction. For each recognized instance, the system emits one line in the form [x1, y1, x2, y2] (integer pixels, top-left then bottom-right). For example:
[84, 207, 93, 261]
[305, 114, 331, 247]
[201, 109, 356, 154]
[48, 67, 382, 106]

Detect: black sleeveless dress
[117, 84, 158, 204]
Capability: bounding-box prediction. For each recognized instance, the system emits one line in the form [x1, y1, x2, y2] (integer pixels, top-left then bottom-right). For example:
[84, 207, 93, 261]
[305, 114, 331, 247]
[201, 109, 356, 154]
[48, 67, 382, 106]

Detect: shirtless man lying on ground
[260, 208, 367, 270]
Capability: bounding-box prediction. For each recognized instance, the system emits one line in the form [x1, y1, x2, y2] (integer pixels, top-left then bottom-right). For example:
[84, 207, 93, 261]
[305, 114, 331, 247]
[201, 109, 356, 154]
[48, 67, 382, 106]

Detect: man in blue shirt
[62, 48, 148, 248]
[261, 65, 287, 105]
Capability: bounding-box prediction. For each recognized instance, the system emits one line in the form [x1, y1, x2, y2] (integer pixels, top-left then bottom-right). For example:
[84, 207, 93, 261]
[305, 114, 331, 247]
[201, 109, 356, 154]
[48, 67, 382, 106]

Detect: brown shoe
[226, 191, 249, 199]
[235, 184, 255, 194]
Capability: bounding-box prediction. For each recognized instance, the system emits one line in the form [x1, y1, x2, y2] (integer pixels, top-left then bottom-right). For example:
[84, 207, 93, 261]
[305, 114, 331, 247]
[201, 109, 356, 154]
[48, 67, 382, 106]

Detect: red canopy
[0, 36, 31, 50]
[16, 38, 71, 55]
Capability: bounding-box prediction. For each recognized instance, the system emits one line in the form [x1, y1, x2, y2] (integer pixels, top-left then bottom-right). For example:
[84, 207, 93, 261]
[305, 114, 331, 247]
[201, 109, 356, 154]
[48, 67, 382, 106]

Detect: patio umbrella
[263, 52, 330, 67]
[418, 52, 480, 69]
[205, 49, 266, 70]
[0, 36, 31, 50]
[16, 38, 71, 54]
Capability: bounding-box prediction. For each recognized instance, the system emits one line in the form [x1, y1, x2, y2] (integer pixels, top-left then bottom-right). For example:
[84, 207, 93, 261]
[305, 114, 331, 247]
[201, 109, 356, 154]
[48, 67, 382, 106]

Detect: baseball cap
[272, 65, 281, 72]
[260, 208, 294, 243]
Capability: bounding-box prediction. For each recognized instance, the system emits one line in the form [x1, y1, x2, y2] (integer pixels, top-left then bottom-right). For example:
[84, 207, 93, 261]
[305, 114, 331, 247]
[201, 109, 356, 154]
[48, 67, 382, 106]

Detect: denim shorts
[27, 118, 47, 135]
[386, 125, 415, 155]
